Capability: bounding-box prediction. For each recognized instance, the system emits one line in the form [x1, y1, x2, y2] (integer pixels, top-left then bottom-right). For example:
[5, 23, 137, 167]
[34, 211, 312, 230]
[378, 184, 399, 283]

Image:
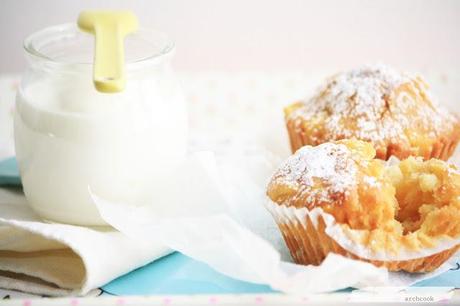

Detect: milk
[15, 67, 187, 225]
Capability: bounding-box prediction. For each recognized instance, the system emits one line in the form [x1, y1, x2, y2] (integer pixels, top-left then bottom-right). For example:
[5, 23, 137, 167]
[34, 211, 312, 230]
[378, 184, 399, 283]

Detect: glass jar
[15, 24, 187, 226]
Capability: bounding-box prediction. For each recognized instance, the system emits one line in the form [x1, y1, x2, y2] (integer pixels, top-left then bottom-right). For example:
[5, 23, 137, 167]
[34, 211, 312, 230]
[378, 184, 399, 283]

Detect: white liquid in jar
[15, 69, 187, 225]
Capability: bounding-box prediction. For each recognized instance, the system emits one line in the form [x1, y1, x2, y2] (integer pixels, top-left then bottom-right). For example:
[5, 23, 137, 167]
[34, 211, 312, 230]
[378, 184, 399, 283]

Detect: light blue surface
[102, 252, 275, 295]
[413, 264, 460, 287]
[1, 157, 459, 294]
[0, 157, 21, 186]
[103, 252, 460, 296]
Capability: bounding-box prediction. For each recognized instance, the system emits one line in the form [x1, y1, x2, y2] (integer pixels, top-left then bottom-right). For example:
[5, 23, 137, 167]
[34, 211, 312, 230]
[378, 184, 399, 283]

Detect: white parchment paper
[92, 145, 460, 293]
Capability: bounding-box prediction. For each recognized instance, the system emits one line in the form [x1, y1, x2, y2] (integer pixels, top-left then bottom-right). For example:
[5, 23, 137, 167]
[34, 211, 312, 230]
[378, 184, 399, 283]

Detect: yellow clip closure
[78, 11, 138, 93]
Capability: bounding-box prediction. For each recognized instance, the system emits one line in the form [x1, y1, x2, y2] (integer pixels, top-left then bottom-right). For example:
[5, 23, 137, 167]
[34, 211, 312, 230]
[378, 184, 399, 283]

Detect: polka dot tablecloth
[1, 290, 460, 305]
[3, 69, 460, 160]
[1, 71, 460, 305]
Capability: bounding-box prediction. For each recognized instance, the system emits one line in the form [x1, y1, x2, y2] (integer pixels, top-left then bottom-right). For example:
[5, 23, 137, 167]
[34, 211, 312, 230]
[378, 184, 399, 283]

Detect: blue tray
[103, 252, 274, 295]
[0, 157, 21, 186]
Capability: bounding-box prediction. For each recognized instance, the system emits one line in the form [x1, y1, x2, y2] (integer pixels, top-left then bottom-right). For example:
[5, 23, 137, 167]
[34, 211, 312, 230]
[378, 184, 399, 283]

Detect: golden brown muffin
[285, 65, 460, 160]
[266, 139, 460, 272]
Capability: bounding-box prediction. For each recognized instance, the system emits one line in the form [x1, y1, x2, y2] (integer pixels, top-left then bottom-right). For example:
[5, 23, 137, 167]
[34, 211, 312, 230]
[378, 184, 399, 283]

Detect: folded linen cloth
[0, 187, 170, 296]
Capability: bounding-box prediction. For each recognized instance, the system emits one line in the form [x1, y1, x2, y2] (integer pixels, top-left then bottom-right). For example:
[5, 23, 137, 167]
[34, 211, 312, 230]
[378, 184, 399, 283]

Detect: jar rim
[24, 23, 175, 68]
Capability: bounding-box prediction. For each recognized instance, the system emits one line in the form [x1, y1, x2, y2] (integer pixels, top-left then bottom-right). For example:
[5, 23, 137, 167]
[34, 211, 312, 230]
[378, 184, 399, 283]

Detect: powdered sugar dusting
[289, 64, 458, 149]
[363, 175, 380, 188]
[270, 143, 357, 206]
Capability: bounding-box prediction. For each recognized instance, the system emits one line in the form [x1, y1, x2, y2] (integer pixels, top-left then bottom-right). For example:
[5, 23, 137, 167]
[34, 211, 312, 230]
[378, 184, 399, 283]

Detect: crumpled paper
[92, 145, 459, 294]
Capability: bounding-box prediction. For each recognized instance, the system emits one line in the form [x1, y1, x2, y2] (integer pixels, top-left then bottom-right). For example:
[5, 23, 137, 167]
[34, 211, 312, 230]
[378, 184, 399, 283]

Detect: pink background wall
[0, 0, 459, 73]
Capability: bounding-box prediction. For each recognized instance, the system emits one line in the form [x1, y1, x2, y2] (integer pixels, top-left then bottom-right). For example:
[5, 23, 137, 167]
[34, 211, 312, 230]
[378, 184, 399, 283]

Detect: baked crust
[285, 65, 460, 160]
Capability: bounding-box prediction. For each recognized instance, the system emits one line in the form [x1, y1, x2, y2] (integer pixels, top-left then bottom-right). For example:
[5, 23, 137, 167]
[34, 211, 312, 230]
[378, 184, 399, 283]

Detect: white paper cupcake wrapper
[265, 199, 460, 263]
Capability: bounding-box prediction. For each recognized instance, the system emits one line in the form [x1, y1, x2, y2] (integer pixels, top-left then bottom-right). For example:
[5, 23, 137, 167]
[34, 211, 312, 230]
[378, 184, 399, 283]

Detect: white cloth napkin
[0, 187, 170, 296]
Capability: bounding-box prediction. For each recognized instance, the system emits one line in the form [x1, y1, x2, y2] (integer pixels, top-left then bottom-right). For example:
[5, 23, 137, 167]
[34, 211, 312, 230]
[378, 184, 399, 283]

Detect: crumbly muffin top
[286, 64, 459, 153]
[267, 140, 380, 210]
[269, 142, 357, 204]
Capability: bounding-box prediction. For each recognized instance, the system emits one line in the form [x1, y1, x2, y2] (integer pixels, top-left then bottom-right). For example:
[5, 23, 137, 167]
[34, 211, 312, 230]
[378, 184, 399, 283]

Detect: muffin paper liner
[265, 200, 460, 272]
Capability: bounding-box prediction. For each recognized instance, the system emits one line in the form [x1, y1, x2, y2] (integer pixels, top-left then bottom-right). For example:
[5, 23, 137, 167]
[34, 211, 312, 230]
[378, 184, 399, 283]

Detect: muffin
[285, 65, 460, 160]
[266, 139, 460, 272]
